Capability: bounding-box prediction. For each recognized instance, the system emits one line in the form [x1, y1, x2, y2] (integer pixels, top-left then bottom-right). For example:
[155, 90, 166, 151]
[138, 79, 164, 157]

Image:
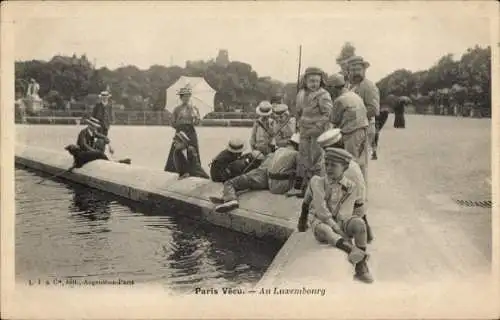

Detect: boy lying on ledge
[65, 144, 131, 171]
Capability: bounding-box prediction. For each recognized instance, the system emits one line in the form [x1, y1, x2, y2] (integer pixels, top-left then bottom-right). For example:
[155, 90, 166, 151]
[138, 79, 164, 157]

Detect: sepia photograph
[1, 1, 498, 319]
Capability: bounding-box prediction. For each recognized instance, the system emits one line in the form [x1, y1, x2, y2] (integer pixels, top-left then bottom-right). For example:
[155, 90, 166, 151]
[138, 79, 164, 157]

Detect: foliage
[376, 45, 491, 111]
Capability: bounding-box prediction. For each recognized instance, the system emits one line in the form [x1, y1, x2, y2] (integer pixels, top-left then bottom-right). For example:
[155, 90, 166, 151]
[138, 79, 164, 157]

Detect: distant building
[215, 49, 230, 67]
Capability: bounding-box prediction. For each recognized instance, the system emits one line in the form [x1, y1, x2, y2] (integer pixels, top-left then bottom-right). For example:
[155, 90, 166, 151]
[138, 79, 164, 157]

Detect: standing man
[347, 56, 380, 162]
[328, 73, 369, 179]
[92, 91, 113, 136]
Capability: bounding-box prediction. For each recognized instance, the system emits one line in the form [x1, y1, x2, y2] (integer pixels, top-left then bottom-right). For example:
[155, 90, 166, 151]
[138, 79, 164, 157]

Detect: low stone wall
[15, 145, 299, 242]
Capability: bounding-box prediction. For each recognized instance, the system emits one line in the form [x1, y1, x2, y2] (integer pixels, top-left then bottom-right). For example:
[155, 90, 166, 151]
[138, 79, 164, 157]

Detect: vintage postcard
[1, 1, 499, 319]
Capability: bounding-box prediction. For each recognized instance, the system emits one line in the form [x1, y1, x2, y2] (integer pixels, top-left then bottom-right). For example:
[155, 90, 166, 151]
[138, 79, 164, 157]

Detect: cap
[289, 132, 300, 145]
[273, 103, 289, 114]
[304, 67, 325, 77]
[317, 129, 342, 148]
[327, 73, 346, 88]
[324, 147, 353, 165]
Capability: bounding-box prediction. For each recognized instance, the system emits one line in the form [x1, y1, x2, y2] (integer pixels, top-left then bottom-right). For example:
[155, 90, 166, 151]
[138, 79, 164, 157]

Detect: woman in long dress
[164, 86, 201, 172]
[394, 98, 407, 129]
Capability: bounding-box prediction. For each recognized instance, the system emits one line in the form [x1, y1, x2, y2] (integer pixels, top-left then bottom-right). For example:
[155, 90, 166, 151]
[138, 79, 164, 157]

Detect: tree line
[15, 45, 491, 114]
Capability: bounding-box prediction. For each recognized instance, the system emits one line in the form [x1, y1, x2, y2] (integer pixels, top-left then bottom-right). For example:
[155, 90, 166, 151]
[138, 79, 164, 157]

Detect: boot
[335, 239, 367, 265]
[354, 256, 374, 284]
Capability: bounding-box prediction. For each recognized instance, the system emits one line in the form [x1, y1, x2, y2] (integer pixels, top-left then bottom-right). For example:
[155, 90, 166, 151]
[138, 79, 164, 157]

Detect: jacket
[77, 128, 98, 153]
[296, 88, 333, 138]
[349, 78, 380, 120]
[265, 147, 299, 194]
[273, 116, 297, 148]
[92, 103, 113, 129]
[250, 117, 275, 155]
[330, 91, 369, 134]
[210, 150, 241, 182]
[303, 175, 358, 232]
[171, 104, 200, 128]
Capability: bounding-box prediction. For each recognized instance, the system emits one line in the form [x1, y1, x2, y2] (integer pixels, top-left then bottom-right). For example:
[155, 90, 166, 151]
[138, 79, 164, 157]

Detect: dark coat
[210, 150, 241, 182]
[91, 103, 113, 135]
[77, 128, 99, 152]
[173, 146, 209, 179]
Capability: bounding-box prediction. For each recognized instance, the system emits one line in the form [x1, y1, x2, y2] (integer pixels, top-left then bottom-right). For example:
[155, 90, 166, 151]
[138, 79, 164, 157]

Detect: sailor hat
[317, 129, 342, 148]
[174, 131, 191, 144]
[273, 103, 289, 115]
[227, 139, 244, 153]
[324, 147, 353, 165]
[346, 56, 370, 68]
[256, 101, 273, 116]
[289, 132, 301, 145]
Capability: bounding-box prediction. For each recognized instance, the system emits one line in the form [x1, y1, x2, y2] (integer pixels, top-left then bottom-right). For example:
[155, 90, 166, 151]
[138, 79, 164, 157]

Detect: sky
[9, 1, 494, 83]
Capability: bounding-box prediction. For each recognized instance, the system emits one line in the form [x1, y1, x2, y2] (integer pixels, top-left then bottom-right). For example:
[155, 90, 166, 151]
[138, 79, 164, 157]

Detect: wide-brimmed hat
[346, 56, 370, 68]
[177, 86, 192, 96]
[256, 101, 273, 116]
[273, 103, 289, 115]
[324, 147, 352, 165]
[317, 129, 342, 148]
[99, 91, 112, 98]
[304, 67, 325, 77]
[174, 131, 191, 144]
[227, 139, 244, 153]
[84, 117, 101, 128]
[289, 133, 300, 145]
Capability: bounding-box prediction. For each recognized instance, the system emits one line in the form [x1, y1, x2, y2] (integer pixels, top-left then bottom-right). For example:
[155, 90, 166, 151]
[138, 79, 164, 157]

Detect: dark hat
[346, 56, 370, 68]
[327, 73, 346, 87]
[174, 131, 191, 144]
[227, 139, 244, 153]
[84, 117, 101, 128]
[304, 67, 325, 77]
[324, 147, 352, 165]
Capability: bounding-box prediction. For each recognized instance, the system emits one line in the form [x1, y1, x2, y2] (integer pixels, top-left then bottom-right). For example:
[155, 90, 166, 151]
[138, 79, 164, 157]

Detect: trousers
[222, 168, 269, 202]
[313, 216, 367, 248]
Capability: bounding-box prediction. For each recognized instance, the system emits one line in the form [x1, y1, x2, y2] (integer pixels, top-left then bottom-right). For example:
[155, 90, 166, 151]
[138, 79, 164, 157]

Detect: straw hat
[256, 101, 273, 116]
[346, 56, 370, 68]
[84, 117, 101, 128]
[317, 129, 342, 148]
[99, 91, 112, 98]
[177, 86, 192, 96]
[273, 104, 289, 115]
[227, 139, 244, 153]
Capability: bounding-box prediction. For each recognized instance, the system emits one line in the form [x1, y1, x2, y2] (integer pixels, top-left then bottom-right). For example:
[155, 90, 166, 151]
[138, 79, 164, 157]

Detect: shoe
[286, 189, 302, 197]
[215, 200, 239, 213]
[354, 258, 374, 284]
[209, 196, 225, 204]
[371, 152, 378, 160]
[347, 247, 367, 265]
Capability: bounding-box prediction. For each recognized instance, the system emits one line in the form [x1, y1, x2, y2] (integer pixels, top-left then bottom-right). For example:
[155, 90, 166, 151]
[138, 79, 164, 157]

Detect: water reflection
[16, 167, 281, 292]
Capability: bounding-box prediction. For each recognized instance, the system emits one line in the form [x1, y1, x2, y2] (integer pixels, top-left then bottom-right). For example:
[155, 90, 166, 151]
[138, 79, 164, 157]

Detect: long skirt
[394, 112, 405, 128]
[164, 124, 201, 172]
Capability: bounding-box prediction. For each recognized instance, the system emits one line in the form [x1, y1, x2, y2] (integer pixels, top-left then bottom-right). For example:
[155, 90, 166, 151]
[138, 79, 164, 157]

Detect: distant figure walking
[92, 91, 113, 136]
[164, 85, 201, 173]
[394, 97, 408, 128]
